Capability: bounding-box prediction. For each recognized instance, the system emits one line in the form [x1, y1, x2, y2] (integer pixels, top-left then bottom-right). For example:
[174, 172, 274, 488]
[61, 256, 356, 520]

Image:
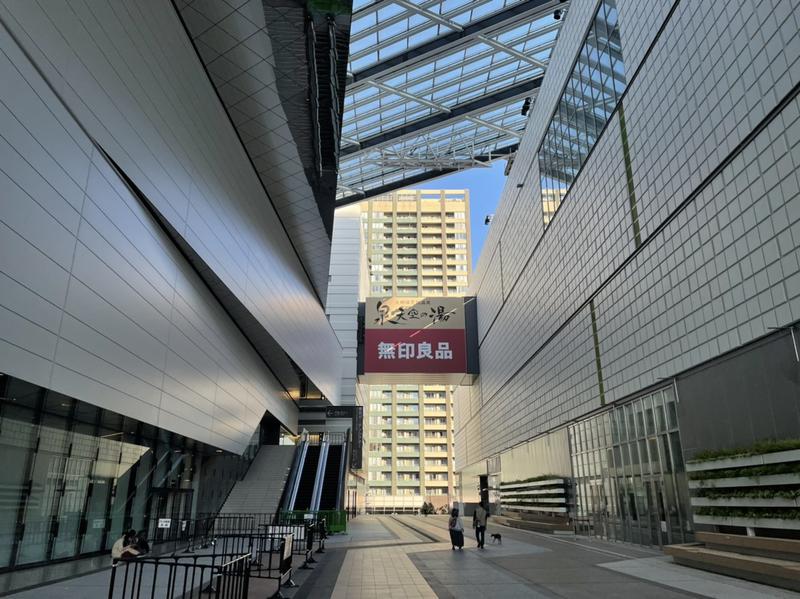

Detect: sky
[409, 160, 508, 270]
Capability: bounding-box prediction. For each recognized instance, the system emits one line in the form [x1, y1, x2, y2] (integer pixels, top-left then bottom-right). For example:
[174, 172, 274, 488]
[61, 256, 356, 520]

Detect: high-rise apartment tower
[360, 189, 471, 511]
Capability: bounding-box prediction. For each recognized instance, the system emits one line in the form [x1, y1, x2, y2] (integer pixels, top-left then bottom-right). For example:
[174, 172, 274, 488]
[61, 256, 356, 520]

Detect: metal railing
[108, 518, 308, 599]
[194, 512, 329, 565]
[108, 553, 250, 599]
[279, 509, 347, 533]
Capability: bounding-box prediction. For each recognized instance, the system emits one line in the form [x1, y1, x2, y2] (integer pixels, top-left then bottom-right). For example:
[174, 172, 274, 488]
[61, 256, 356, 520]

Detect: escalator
[318, 444, 343, 510]
[293, 445, 320, 510]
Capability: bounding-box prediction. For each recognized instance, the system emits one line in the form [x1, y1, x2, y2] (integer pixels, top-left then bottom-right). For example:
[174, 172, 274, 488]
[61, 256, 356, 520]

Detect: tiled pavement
[317, 515, 800, 599]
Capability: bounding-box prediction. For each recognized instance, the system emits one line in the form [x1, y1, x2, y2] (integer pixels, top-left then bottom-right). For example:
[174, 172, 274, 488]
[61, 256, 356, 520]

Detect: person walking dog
[473, 500, 489, 549]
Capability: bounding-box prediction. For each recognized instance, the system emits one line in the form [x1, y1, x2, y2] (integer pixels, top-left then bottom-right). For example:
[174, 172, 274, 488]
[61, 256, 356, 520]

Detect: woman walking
[448, 507, 464, 550]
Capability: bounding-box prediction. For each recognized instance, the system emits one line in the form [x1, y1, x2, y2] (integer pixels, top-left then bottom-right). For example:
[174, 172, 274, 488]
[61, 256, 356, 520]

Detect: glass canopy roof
[336, 0, 567, 203]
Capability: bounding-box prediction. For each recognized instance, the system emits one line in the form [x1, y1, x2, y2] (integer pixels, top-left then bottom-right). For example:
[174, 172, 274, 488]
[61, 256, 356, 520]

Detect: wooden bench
[666, 543, 800, 591]
[696, 531, 800, 561]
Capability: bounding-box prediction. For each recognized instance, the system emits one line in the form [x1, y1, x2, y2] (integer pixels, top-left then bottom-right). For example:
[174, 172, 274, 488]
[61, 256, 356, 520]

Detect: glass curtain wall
[538, 0, 626, 226]
[0, 373, 256, 570]
[568, 387, 693, 547]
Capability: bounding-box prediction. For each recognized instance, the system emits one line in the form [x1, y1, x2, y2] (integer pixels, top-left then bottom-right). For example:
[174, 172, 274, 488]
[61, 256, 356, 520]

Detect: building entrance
[148, 488, 193, 545]
[568, 387, 693, 547]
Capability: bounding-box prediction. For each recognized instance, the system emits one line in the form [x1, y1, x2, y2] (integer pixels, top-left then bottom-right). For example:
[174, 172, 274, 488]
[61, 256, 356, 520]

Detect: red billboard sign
[364, 328, 467, 373]
[362, 297, 467, 375]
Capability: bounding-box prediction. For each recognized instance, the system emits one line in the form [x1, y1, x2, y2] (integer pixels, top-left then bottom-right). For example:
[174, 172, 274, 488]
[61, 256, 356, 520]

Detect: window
[538, 0, 626, 226]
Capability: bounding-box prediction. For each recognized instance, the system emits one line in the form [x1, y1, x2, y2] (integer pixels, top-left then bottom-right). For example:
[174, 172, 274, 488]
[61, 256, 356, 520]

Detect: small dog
[490, 533, 502, 544]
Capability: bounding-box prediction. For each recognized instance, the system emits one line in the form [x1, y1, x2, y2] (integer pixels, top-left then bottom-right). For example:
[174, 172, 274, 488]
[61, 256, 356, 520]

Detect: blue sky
[409, 160, 507, 269]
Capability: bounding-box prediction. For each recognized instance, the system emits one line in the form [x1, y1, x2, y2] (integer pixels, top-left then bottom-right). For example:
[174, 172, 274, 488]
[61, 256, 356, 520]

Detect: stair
[219, 445, 296, 515]
[319, 445, 343, 510]
[293, 445, 321, 510]
[666, 532, 800, 592]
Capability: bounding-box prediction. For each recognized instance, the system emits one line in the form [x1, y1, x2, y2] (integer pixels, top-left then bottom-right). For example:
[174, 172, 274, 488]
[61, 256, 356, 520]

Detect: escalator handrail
[310, 439, 329, 512]
[336, 431, 349, 511]
[286, 440, 308, 512]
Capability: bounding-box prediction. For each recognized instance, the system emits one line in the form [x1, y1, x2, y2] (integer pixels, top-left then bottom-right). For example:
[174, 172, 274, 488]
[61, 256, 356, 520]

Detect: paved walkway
[315, 515, 800, 599]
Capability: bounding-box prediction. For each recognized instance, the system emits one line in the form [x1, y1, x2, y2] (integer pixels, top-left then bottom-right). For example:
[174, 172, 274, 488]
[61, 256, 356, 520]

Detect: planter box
[504, 496, 567, 505]
[500, 478, 565, 490]
[687, 449, 800, 473]
[688, 473, 800, 489]
[501, 488, 567, 497]
[503, 504, 568, 514]
[693, 514, 800, 531]
[691, 497, 800, 508]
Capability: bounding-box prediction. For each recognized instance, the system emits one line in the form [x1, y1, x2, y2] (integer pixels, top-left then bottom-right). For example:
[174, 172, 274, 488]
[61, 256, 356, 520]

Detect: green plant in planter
[688, 461, 800, 481]
[694, 487, 800, 500]
[689, 439, 800, 463]
[501, 474, 565, 485]
[695, 507, 800, 520]
[505, 493, 564, 500]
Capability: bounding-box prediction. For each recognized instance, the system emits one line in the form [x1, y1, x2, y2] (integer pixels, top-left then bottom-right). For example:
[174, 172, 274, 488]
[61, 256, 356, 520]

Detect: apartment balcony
[424, 422, 448, 430]
[395, 450, 420, 458]
[425, 464, 449, 472]
[395, 463, 421, 471]
[396, 433, 420, 441]
[395, 394, 420, 402]
[368, 479, 392, 486]
[424, 451, 448, 459]
[396, 478, 421, 486]
[396, 423, 420, 430]
[424, 478, 449, 486]
[423, 415, 448, 423]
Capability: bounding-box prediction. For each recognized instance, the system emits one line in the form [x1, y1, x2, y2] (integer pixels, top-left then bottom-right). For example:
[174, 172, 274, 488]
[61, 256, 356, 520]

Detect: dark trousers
[475, 525, 486, 547]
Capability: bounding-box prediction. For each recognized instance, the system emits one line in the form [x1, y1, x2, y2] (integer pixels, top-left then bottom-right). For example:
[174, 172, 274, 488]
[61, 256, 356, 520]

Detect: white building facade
[458, 0, 800, 548]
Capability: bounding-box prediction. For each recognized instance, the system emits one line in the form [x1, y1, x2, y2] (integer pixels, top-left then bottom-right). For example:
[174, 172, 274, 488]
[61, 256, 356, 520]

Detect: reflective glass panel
[538, 0, 627, 225]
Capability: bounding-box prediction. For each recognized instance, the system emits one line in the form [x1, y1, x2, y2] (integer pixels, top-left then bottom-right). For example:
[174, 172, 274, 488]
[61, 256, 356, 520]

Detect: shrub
[689, 439, 800, 463]
[500, 474, 565, 485]
[688, 461, 800, 481]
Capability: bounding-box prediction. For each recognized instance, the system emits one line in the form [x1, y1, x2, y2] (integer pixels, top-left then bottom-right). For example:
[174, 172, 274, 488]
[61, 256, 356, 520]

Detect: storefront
[0, 373, 256, 570]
